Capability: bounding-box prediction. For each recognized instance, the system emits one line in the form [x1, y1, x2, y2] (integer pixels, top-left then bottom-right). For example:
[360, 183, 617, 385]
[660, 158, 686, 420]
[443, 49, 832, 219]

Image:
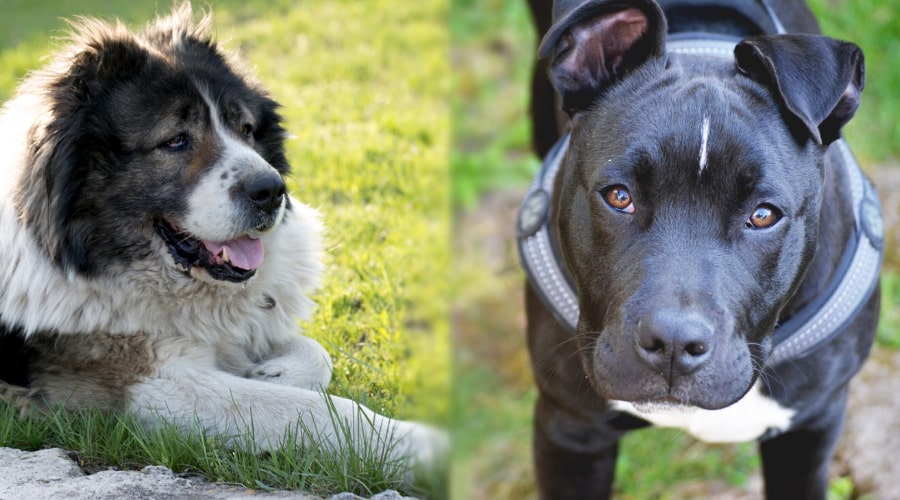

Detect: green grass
[0, 0, 449, 496]
[808, 0, 900, 166]
[877, 274, 900, 347]
[450, 0, 539, 208]
[0, 398, 441, 497]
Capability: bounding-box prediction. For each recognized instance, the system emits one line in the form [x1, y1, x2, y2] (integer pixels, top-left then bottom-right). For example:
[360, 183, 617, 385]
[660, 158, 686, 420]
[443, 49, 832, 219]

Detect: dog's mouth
[154, 220, 264, 283]
[631, 398, 695, 414]
[610, 397, 698, 416]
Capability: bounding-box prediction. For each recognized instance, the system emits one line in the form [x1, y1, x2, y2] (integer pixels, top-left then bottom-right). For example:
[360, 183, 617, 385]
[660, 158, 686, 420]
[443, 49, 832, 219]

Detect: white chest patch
[609, 382, 794, 443]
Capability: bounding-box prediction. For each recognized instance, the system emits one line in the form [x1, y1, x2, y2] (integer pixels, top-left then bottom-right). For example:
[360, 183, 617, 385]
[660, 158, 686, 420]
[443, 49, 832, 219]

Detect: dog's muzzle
[155, 219, 264, 283]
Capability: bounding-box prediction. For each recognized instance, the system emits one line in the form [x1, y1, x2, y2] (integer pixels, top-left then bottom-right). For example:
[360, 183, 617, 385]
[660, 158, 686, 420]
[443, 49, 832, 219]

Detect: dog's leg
[0, 381, 35, 415]
[247, 335, 333, 390]
[759, 388, 849, 500]
[130, 361, 445, 469]
[533, 394, 623, 500]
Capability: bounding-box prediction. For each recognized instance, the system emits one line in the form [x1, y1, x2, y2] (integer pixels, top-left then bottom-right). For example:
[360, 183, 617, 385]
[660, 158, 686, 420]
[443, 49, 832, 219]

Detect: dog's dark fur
[525, 0, 879, 497]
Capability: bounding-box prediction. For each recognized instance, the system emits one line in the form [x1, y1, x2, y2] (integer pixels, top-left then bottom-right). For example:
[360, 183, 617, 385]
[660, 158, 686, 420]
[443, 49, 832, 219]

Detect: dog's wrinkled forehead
[574, 62, 798, 172]
[560, 61, 827, 227]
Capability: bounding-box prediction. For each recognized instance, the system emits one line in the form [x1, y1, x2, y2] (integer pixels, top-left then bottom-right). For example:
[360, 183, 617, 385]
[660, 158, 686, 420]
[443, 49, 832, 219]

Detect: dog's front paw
[246, 336, 334, 390]
[247, 358, 332, 390]
[0, 382, 38, 416]
[249, 362, 288, 381]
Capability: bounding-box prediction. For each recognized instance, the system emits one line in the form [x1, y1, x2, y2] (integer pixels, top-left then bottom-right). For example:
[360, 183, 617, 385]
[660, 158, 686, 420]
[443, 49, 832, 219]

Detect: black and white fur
[0, 4, 442, 468]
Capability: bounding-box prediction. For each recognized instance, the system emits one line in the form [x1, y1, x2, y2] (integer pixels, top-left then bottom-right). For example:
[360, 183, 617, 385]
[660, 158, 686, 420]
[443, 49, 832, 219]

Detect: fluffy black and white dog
[0, 4, 441, 467]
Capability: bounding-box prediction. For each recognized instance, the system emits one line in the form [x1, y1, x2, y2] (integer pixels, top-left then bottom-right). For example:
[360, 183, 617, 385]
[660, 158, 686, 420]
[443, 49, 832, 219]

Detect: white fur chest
[610, 382, 795, 443]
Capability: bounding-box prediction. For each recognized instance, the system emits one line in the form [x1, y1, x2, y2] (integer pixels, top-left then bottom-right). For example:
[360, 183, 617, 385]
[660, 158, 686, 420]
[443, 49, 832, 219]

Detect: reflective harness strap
[517, 39, 883, 366]
[517, 133, 578, 332]
[768, 140, 883, 364]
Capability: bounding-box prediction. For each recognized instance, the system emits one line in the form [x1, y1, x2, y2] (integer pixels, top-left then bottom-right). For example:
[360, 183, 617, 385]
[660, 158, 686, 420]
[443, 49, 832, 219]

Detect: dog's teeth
[220, 247, 230, 263]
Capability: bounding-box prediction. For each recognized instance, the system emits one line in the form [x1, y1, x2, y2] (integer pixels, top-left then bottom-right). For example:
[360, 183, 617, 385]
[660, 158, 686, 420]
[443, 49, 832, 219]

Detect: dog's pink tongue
[204, 236, 264, 271]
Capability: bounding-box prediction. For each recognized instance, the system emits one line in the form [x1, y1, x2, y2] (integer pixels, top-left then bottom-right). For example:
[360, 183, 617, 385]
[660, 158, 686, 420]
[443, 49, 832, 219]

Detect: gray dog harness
[517, 38, 884, 367]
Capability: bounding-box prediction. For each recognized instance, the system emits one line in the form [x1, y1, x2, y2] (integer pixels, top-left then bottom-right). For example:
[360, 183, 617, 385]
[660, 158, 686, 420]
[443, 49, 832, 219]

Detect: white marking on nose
[698, 114, 711, 175]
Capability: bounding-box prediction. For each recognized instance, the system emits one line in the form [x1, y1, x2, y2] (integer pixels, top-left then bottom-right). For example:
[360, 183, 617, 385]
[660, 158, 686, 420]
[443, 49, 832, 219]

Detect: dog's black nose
[243, 174, 286, 213]
[634, 311, 714, 378]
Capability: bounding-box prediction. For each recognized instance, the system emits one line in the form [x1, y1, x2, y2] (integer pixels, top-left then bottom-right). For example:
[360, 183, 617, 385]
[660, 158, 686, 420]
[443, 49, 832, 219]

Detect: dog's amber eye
[162, 133, 188, 151]
[746, 204, 781, 229]
[602, 185, 635, 214]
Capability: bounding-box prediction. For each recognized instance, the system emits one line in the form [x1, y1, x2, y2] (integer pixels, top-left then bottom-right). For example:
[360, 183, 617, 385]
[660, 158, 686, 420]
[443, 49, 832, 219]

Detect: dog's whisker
[533, 334, 582, 370]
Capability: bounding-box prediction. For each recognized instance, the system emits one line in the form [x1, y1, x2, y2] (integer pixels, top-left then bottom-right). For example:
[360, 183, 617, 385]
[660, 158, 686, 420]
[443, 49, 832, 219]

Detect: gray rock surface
[0, 447, 415, 500]
[834, 348, 900, 498]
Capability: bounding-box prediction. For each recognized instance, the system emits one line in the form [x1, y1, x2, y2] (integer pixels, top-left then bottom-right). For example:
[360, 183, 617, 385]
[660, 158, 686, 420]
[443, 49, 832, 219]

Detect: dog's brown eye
[162, 133, 188, 151]
[602, 185, 635, 214]
[746, 204, 781, 229]
[241, 124, 253, 138]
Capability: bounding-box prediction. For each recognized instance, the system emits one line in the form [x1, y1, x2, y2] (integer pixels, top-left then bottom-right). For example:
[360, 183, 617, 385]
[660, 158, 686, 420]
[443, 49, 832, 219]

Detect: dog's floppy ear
[24, 34, 149, 274]
[735, 34, 864, 145]
[539, 0, 667, 115]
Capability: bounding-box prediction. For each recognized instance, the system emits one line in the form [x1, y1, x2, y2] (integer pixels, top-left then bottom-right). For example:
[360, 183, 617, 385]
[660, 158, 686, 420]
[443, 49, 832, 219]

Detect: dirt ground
[456, 164, 900, 497]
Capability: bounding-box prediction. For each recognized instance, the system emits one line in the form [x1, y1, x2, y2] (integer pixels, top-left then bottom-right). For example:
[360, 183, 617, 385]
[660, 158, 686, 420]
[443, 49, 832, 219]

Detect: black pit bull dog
[519, 0, 883, 498]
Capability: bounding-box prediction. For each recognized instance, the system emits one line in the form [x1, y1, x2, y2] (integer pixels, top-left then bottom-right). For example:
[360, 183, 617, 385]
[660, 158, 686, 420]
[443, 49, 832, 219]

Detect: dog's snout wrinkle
[635, 310, 714, 379]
